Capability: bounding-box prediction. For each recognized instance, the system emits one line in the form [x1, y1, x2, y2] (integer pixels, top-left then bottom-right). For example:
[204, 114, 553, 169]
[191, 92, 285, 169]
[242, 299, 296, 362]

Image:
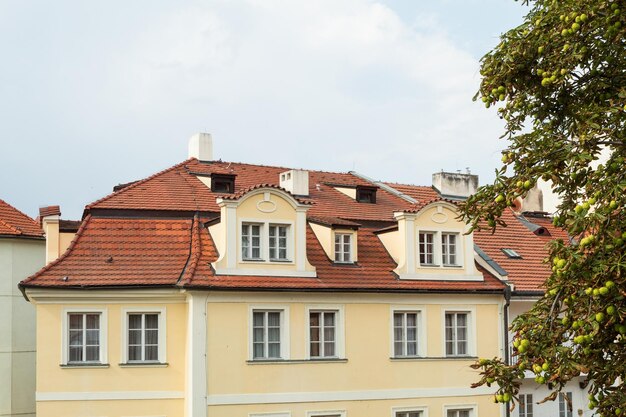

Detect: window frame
[442, 307, 475, 357]
[61, 307, 108, 366]
[443, 405, 476, 417]
[306, 305, 345, 360]
[249, 305, 290, 361]
[391, 406, 428, 417]
[558, 392, 573, 417]
[333, 232, 353, 264]
[519, 393, 533, 417]
[240, 219, 294, 263]
[417, 230, 464, 268]
[306, 411, 347, 417]
[120, 307, 167, 365]
[390, 306, 427, 358]
[269, 223, 290, 261]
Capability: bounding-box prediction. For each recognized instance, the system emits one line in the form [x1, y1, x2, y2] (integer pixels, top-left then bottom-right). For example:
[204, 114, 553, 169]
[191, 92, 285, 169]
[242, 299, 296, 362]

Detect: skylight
[501, 248, 522, 259]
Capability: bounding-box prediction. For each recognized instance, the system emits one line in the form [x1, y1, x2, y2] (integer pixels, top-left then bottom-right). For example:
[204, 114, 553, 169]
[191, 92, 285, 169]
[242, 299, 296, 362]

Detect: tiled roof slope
[473, 209, 569, 293]
[88, 159, 439, 221]
[0, 199, 43, 238]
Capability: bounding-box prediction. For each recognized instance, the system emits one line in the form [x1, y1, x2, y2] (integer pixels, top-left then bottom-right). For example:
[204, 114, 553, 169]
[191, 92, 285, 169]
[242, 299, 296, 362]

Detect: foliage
[461, 0, 625, 414]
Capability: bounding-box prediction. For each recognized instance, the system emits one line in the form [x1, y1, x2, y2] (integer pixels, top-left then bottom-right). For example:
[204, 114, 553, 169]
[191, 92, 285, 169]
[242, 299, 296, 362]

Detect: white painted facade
[0, 237, 44, 417]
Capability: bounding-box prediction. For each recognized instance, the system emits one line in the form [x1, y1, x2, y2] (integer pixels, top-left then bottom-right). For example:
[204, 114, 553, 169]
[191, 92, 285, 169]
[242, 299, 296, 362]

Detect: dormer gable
[308, 216, 360, 264]
[379, 200, 483, 281]
[211, 186, 316, 277]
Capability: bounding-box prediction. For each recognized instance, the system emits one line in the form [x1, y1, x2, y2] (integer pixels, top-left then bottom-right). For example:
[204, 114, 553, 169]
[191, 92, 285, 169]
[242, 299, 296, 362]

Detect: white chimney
[188, 133, 213, 161]
[280, 169, 309, 196]
[432, 171, 479, 199]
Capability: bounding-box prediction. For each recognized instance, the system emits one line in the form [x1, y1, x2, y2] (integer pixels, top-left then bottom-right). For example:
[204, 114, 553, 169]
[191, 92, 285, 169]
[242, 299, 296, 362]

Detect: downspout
[503, 284, 512, 417]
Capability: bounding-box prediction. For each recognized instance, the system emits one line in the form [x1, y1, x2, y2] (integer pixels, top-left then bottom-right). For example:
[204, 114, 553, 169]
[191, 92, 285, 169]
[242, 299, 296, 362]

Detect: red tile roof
[24, 157, 561, 293]
[0, 199, 44, 238]
[473, 209, 569, 292]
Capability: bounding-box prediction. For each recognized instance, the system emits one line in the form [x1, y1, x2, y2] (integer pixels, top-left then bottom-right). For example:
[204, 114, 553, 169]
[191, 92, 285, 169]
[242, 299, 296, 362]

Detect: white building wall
[0, 238, 44, 417]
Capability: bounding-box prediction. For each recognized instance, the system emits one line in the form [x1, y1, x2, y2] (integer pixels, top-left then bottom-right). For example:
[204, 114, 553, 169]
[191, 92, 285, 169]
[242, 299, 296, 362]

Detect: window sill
[119, 362, 169, 368]
[268, 259, 293, 263]
[247, 358, 348, 365]
[332, 261, 359, 267]
[390, 356, 477, 361]
[60, 363, 110, 369]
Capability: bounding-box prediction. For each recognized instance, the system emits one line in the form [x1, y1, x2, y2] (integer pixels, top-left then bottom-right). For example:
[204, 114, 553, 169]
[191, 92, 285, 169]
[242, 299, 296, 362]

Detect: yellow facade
[30, 290, 502, 417]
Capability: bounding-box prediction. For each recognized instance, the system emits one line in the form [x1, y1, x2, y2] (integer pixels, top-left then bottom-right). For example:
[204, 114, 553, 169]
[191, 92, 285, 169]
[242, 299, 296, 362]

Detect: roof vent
[501, 248, 522, 259]
[188, 133, 213, 161]
[280, 170, 309, 196]
[356, 185, 377, 203]
[432, 171, 478, 199]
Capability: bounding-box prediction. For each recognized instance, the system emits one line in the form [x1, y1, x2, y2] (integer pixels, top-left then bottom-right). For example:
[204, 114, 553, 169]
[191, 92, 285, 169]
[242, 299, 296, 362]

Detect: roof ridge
[20, 215, 90, 286]
[86, 158, 196, 210]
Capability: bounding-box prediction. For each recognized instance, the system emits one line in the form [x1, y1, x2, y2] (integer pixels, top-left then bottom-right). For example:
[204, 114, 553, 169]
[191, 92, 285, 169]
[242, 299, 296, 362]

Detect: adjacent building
[0, 199, 45, 417]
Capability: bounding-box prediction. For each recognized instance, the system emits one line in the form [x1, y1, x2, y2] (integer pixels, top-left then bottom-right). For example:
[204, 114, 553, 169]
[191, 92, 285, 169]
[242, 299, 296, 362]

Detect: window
[242, 223, 262, 260]
[559, 392, 573, 417]
[334, 233, 352, 263]
[269, 224, 289, 261]
[307, 413, 345, 417]
[447, 410, 471, 417]
[396, 412, 422, 417]
[356, 185, 377, 203]
[393, 312, 419, 357]
[210, 174, 235, 193]
[419, 232, 435, 265]
[252, 310, 283, 359]
[309, 311, 336, 358]
[502, 248, 522, 259]
[68, 313, 101, 363]
[519, 393, 533, 417]
[441, 233, 457, 265]
[128, 313, 159, 362]
[445, 312, 469, 356]
[418, 231, 462, 267]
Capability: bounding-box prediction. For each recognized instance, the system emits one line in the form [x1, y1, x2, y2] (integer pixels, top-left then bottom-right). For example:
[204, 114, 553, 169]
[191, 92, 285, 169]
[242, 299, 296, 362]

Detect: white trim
[207, 386, 496, 405]
[305, 305, 345, 359]
[26, 288, 186, 304]
[120, 307, 167, 364]
[61, 307, 108, 365]
[226, 204, 238, 269]
[36, 390, 184, 401]
[389, 305, 427, 358]
[307, 410, 346, 417]
[397, 272, 483, 282]
[249, 413, 291, 417]
[248, 304, 291, 361]
[391, 406, 429, 417]
[186, 292, 208, 417]
[442, 403, 478, 417]
[441, 307, 476, 358]
[239, 218, 295, 263]
[215, 268, 317, 278]
[473, 252, 508, 281]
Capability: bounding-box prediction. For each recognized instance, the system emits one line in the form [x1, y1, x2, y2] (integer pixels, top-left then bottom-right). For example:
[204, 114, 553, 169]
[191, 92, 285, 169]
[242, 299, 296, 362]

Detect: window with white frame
[519, 393, 533, 417]
[445, 312, 469, 356]
[309, 311, 336, 358]
[441, 233, 458, 265]
[393, 311, 420, 357]
[68, 313, 101, 363]
[269, 224, 289, 261]
[559, 392, 573, 417]
[127, 313, 159, 362]
[396, 411, 422, 417]
[419, 232, 435, 265]
[447, 410, 471, 417]
[252, 310, 283, 359]
[334, 233, 352, 263]
[418, 231, 461, 267]
[242, 223, 262, 260]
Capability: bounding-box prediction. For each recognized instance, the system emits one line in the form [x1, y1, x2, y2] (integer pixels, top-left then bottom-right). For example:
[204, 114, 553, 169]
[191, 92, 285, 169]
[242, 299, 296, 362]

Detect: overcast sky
[0, 0, 529, 220]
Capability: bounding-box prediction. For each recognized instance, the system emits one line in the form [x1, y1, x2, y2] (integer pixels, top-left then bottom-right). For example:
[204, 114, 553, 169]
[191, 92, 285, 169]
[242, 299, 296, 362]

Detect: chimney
[279, 169, 309, 196]
[188, 133, 213, 161]
[39, 205, 61, 264]
[432, 170, 479, 199]
[519, 185, 544, 213]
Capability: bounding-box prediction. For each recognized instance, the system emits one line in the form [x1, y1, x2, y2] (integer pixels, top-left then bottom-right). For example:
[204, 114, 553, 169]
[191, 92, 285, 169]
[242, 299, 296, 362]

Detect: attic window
[356, 186, 377, 204]
[501, 248, 522, 259]
[211, 174, 235, 193]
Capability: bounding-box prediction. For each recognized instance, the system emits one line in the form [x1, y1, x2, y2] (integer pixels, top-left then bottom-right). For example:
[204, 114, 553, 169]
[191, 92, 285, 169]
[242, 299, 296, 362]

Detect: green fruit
[557, 259, 567, 269]
[589, 197, 596, 205]
[486, 377, 495, 383]
[523, 180, 532, 189]
[561, 68, 568, 75]
[495, 194, 505, 203]
[596, 312, 605, 322]
[599, 286, 609, 295]
[582, 201, 591, 210]
[580, 13, 588, 22]
[605, 280, 615, 289]
[585, 287, 593, 295]
[538, 46, 544, 54]
[502, 392, 511, 402]
[609, 200, 618, 210]
[561, 29, 569, 36]
[593, 288, 599, 296]
[575, 205, 584, 214]
[542, 78, 550, 87]
[572, 22, 580, 31]
[607, 305, 616, 315]
[542, 362, 549, 371]
[495, 394, 504, 402]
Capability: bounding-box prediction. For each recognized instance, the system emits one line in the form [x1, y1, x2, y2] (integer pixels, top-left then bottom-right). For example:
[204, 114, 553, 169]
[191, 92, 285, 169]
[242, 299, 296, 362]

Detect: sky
[0, 0, 530, 220]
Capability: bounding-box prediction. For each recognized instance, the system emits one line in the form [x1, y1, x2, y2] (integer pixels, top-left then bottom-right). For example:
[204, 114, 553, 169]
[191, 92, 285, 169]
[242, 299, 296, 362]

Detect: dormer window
[242, 224, 262, 260]
[269, 225, 288, 261]
[441, 233, 458, 266]
[356, 186, 377, 203]
[334, 233, 352, 263]
[241, 222, 292, 262]
[418, 231, 460, 267]
[211, 174, 236, 193]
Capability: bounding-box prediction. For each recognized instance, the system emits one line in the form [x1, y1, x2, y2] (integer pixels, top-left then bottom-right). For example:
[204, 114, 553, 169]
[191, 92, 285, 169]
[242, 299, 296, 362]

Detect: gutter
[503, 283, 512, 417]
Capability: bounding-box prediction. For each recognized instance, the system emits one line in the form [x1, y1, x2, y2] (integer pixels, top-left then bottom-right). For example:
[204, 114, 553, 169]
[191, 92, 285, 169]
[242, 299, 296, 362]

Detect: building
[20, 133, 515, 417]
[0, 199, 45, 417]
[474, 208, 591, 417]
